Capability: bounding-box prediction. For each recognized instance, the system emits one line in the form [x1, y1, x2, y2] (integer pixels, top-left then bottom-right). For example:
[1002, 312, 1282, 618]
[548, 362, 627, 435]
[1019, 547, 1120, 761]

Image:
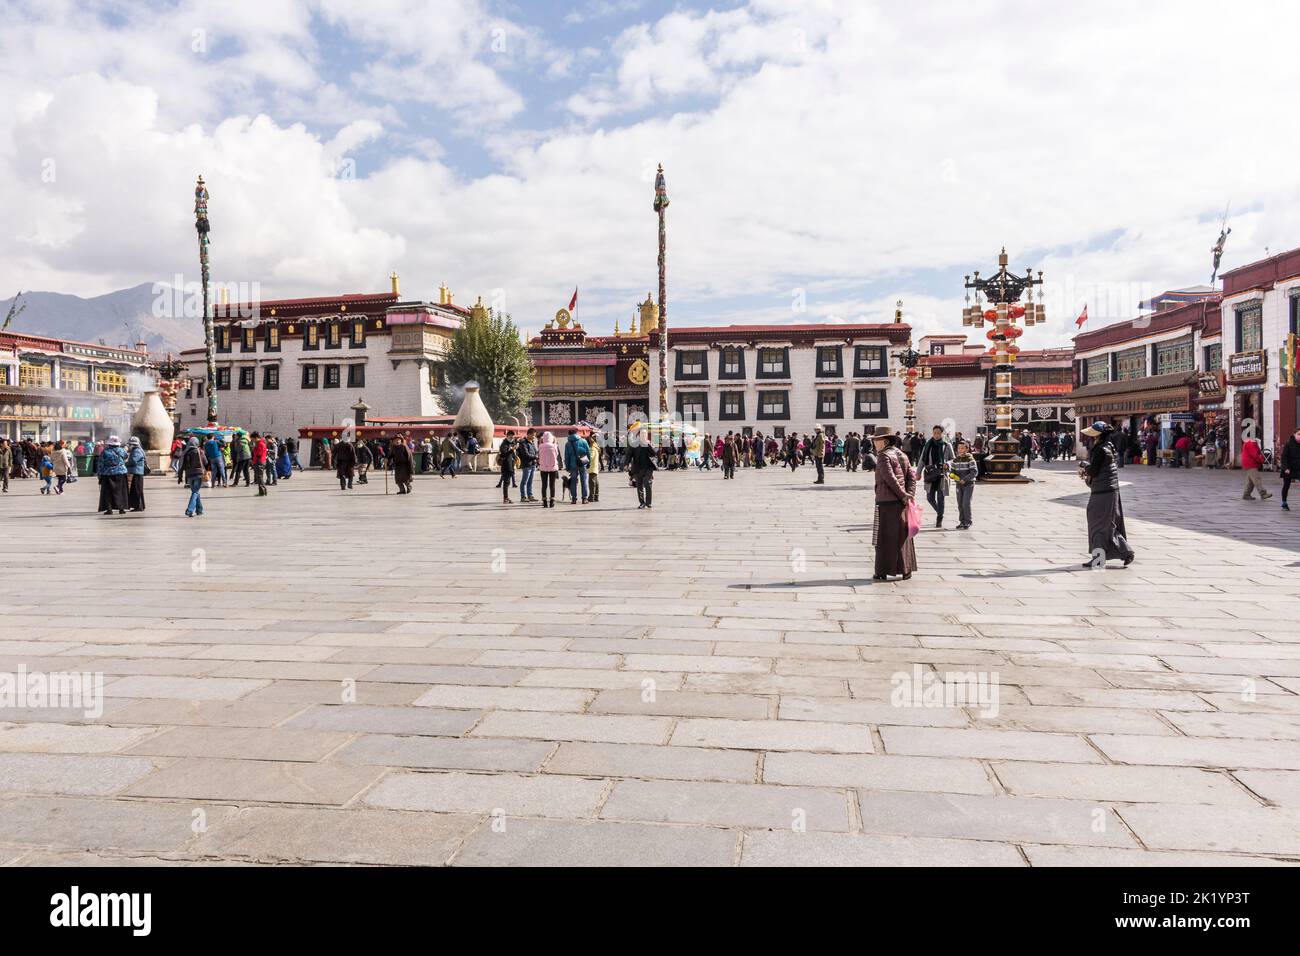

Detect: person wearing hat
[96, 435, 129, 515]
[125, 436, 147, 511]
[870, 425, 917, 580]
[1080, 420, 1134, 568]
[811, 427, 826, 484]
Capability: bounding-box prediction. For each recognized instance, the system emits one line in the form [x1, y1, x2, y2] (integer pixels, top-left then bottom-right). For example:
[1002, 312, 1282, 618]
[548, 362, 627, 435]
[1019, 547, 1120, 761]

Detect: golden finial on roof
[390, 271, 400, 296]
[639, 292, 659, 333]
[471, 296, 489, 321]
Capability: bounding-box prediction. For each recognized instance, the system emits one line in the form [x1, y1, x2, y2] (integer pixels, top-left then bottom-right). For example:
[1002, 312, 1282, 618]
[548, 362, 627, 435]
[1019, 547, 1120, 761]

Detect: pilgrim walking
[125, 436, 147, 511]
[96, 435, 129, 515]
[870, 426, 917, 580]
[335, 439, 357, 491]
[1080, 420, 1135, 568]
[391, 436, 414, 494]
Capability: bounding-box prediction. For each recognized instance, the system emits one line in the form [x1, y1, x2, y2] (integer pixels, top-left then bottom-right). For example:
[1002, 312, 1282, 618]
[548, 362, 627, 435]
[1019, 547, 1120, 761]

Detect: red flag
[568, 287, 578, 312]
[1075, 304, 1088, 328]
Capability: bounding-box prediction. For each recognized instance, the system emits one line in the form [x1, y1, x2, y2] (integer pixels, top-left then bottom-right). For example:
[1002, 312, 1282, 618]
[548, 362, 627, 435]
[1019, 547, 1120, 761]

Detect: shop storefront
[1069, 371, 1198, 454]
[1225, 349, 1268, 465]
[0, 396, 108, 442]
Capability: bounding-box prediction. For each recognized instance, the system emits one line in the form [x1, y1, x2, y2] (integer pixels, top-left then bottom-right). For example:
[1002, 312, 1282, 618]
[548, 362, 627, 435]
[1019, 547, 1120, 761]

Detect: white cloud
[1, 0, 1298, 354]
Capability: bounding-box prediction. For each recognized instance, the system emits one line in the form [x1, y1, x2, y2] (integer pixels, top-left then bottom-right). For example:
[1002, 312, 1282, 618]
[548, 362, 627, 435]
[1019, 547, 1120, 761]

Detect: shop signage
[1227, 349, 1267, 384]
[1235, 383, 1265, 393]
[1197, 370, 1226, 398]
[0, 402, 102, 422]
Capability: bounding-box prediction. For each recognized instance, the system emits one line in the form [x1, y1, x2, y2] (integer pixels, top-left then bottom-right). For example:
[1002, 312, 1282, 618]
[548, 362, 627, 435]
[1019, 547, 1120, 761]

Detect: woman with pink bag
[870, 425, 918, 581]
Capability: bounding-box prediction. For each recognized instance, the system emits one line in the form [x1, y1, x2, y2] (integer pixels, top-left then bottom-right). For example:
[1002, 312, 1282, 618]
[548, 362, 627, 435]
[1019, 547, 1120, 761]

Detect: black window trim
[324, 363, 341, 388]
[817, 388, 843, 418]
[237, 366, 256, 390]
[853, 387, 888, 419]
[347, 364, 366, 388]
[718, 390, 746, 420]
[756, 389, 790, 420]
[216, 367, 232, 391]
[675, 390, 708, 421]
[325, 321, 343, 350]
[263, 365, 280, 390]
[718, 347, 746, 380]
[302, 364, 319, 389]
[816, 345, 843, 378]
[675, 349, 709, 381]
[854, 345, 887, 378]
[350, 319, 366, 349]
[756, 347, 790, 380]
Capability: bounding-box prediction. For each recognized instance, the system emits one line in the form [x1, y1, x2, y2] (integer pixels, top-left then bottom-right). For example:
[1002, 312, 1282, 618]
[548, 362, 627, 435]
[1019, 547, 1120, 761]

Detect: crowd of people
[0, 437, 79, 496]
[10, 417, 1300, 584]
[1096, 420, 1228, 470]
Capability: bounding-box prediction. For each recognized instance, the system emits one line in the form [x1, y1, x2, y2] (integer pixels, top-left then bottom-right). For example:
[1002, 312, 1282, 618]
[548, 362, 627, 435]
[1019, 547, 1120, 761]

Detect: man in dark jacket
[919, 425, 955, 528]
[1280, 429, 1300, 512]
[335, 440, 358, 491]
[517, 430, 539, 501]
[721, 434, 739, 480]
[1080, 421, 1134, 568]
[1018, 429, 1033, 469]
[628, 436, 656, 509]
[844, 432, 861, 473]
[181, 437, 208, 517]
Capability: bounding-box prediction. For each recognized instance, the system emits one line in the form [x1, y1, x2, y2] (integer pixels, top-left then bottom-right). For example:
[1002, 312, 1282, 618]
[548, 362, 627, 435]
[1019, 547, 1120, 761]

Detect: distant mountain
[0, 283, 203, 355]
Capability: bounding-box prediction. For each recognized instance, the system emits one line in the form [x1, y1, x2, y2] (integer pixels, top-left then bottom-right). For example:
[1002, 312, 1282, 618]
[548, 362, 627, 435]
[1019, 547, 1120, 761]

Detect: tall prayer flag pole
[653, 163, 669, 418]
[195, 175, 217, 423]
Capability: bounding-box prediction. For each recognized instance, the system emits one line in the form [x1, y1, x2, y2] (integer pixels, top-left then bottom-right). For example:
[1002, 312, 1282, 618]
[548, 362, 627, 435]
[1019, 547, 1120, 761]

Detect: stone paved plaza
[1, 460, 1298, 867]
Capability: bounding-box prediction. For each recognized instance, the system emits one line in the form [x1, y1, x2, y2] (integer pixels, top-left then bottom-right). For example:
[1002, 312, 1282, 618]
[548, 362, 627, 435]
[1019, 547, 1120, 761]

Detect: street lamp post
[962, 247, 1044, 482]
[891, 300, 929, 436]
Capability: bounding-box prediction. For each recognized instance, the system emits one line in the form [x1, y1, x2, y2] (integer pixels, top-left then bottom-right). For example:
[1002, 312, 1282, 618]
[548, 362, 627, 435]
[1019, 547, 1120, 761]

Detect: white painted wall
[178, 336, 446, 436]
[913, 375, 986, 439]
[648, 340, 906, 437]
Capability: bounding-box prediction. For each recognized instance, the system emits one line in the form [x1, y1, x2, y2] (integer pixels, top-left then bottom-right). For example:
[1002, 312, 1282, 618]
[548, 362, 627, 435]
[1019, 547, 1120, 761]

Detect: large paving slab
[2, 461, 1298, 864]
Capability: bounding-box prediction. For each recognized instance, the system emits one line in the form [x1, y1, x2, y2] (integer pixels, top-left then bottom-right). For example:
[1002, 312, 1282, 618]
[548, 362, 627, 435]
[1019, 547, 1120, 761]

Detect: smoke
[127, 370, 158, 394]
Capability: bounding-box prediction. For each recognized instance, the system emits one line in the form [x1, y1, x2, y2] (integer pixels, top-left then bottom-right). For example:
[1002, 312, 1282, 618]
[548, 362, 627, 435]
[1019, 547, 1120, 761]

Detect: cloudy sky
[3, 0, 1298, 346]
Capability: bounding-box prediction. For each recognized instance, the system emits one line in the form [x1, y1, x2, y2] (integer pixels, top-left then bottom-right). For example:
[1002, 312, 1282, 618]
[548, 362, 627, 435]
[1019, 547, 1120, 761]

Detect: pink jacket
[1241, 439, 1263, 470]
[537, 438, 561, 472]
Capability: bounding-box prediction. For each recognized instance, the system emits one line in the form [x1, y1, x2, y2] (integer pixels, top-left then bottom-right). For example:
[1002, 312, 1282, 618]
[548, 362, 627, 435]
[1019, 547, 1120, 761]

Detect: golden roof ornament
[638, 293, 659, 333]
[555, 308, 572, 329]
[470, 296, 489, 321]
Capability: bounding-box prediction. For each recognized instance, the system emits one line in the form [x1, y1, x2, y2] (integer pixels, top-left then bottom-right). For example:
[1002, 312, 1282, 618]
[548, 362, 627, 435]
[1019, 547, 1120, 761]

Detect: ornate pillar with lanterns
[891, 301, 929, 435]
[962, 248, 1044, 482]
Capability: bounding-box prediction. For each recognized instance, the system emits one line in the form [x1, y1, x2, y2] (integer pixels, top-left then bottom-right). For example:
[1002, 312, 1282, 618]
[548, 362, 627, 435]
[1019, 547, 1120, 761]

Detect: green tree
[437, 308, 534, 422]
